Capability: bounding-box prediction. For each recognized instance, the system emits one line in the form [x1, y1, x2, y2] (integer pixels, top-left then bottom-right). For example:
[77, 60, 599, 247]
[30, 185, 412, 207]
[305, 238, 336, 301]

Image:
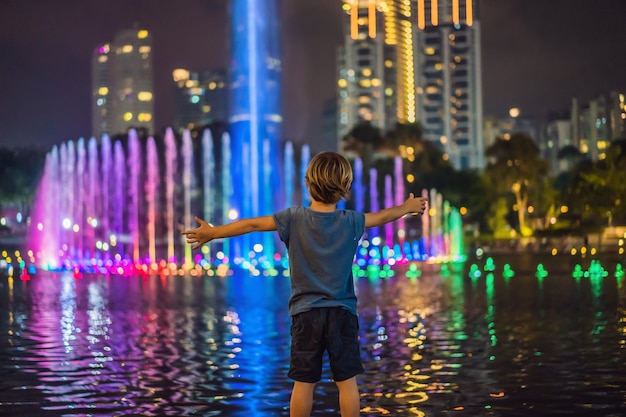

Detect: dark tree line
[343, 121, 626, 237]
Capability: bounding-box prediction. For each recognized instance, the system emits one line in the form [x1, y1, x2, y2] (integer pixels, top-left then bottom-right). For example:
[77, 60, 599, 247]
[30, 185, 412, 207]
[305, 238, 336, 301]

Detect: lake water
[1, 253, 625, 416]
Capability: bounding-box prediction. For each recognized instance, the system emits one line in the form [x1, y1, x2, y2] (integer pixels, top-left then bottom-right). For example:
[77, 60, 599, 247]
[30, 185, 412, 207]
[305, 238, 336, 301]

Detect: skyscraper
[338, 1, 416, 142]
[337, 0, 484, 169]
[92, 27, 154, 139]
[572, 92, 625, 161]
[415, 0, 483, 169]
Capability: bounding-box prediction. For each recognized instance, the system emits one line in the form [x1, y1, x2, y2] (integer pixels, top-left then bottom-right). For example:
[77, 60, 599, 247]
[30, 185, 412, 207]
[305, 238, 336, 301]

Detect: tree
[341, 121, 384, 167]
[0, 147, 46, 215]
[484, 133, 550, 236]
[379, 122, 424, 157]
[567, 139, 626, 225]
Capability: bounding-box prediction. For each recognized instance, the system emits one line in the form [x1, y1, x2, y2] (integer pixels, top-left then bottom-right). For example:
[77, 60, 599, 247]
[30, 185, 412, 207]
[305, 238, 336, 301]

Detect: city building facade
[172, 69, 228, 134]
[572, 92, 626, 161]
[414, 0, 483, 169]
[92, 27, 154, 139]
[337, 0, 484, 170]
[535, 92, 625, 175]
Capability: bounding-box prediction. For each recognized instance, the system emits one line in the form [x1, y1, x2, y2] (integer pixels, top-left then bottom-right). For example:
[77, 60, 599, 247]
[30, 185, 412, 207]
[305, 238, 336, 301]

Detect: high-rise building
[572, 92, 625, 161]
[337, 1, 415, 146]
[542, 111, 573, 175]
[337, 0, 484, 169]
[415, 0, 483, 169]
[172, 69, 228, 134]
[92, 27, 154, 139]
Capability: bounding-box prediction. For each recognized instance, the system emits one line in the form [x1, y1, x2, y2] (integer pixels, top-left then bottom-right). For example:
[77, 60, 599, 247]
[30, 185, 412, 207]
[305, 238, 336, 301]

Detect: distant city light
[137, 91, 152, 101]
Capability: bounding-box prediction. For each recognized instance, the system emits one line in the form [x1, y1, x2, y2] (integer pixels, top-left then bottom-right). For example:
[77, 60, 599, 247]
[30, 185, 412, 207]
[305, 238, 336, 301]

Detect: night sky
[1, 0, 625, 152]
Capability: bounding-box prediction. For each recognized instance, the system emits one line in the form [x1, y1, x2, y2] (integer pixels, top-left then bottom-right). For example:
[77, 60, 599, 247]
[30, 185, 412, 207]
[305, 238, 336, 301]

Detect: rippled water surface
[1, 254, 625, 416]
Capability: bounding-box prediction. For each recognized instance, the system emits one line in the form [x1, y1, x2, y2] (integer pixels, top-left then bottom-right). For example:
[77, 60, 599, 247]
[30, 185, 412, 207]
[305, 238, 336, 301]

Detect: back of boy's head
[305, 152, 353, 204]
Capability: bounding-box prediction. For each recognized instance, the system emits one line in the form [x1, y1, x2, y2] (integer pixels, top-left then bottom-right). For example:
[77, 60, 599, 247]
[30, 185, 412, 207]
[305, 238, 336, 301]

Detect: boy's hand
[405, 193, 427, 215]
[181, 216, 214, 249]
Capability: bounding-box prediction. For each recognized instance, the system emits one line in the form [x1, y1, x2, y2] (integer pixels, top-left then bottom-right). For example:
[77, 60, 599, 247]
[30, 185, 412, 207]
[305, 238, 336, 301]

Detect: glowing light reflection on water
[0, 254, 625, 416]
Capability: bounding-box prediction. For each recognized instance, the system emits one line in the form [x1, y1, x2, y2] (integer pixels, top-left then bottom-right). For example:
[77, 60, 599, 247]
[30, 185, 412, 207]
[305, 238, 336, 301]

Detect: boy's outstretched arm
[181, 215, 277, 250]
[364, 193, 427, 228]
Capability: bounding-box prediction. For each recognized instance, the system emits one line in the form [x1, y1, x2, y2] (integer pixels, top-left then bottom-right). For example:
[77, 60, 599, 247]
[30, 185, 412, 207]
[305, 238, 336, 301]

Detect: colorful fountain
[26, 128, 465, 273]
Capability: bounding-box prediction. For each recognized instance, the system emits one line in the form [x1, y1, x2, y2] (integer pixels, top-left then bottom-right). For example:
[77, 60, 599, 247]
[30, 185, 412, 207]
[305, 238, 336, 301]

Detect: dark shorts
[288, 307, 364, 383]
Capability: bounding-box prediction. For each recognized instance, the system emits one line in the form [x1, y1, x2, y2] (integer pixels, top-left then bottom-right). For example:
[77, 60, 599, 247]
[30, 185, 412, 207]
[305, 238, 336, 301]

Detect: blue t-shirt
[273, 206, 365, 317]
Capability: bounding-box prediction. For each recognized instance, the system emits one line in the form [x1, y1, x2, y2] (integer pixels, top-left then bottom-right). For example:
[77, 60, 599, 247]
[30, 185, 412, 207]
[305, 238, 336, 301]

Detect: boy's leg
[326, 308, 364, 417]
[290, 381, 316, 417]
[335, 377, 360, 417]
[288, 310, 326, 417]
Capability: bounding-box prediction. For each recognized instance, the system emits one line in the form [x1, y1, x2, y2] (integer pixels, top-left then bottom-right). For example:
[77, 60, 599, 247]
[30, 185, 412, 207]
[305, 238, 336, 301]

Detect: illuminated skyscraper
[338, 0, 417, 144]
[92, 27, 154, 139]
[338, 0, 484, 169]
[415, 0, 483, 169]
[228, 0, 282, 258]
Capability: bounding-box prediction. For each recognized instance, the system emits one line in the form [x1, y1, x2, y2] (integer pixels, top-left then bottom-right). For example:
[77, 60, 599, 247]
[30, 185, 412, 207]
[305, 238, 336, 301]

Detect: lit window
[338, 79, 347, 88]
[208, 82, 217, 90]
[137, 91, 152, 101]
[138, 113, 152, 122]
[123, 112, 133, 122]
[98, 87, 108, 95]
[139, 46, 151, 54]
[122, 45, 133, 53]
[137, 30, 149, 39]
[172, 69, 190, 82]
[202, 105, 211, 113]
[98, 55, 108, 63]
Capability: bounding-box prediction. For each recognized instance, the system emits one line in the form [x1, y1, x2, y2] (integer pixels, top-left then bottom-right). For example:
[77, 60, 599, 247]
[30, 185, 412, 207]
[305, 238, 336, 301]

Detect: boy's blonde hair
[305, 152, 353, 204]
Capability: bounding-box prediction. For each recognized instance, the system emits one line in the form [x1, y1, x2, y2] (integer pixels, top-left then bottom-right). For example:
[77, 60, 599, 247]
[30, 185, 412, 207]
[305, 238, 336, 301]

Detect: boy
[182, 151, 427, 417]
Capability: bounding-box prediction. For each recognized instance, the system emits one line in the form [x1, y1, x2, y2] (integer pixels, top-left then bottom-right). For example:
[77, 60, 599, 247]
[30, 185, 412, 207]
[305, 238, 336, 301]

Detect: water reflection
[0, 255, 625, 416]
